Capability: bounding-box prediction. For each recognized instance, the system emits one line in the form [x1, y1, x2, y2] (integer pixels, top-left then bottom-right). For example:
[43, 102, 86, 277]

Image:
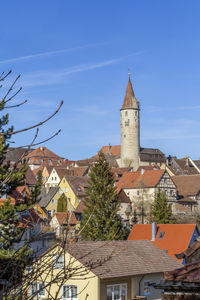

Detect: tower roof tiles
[121, 78, 139, 110]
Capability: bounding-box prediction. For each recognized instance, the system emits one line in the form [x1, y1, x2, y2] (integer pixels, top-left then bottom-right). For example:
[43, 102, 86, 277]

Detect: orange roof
[116, 169, 165, 191]
[0, 198, 15, 206]
[54, 212, 78, 226]
[25, 146, 62, 159]
[100, 145, 121, 156]
[128, 224, 198, 261]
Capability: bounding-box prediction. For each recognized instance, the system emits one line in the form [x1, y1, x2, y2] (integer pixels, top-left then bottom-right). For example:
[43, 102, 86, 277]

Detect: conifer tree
[80, 152, 126, 240]
[31, 170, 42, 202]
[152, 189, 175, 224]
[57, 193, 68, 212]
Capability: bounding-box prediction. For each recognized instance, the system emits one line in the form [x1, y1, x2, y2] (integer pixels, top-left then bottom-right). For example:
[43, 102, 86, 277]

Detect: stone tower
[120, 77, 140, 170]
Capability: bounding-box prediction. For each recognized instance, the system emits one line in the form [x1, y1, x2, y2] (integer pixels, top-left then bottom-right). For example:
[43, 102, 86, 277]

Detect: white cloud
[20, 52, 142, 87]
[0, 42, 106, 64]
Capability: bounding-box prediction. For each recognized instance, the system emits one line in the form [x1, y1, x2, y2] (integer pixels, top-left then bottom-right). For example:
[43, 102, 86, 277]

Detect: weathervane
[128, 68, 131, 79]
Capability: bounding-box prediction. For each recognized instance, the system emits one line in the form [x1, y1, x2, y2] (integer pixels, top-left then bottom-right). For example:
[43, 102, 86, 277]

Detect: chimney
[151, 222, 157, 241]
[108, 143, 112, 155]
[141, 168, 145, 175]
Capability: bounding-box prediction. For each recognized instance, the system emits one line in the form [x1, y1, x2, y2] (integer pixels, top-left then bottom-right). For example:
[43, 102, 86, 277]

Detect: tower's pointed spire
[121, 77, 138, 110]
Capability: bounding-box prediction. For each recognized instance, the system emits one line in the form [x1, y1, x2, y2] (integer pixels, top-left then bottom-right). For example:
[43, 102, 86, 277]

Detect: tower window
[125, 119, 130, 126]
[124, 134, 126, 138]
[125, 111, 128, 116]
[135, 111, 137, 116]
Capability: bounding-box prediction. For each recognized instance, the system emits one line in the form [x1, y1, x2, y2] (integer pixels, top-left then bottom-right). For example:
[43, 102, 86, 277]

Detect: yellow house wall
[59, 178, 79, 210]
[100, 273, 163, 300]
[42, 166, 51, 184]
[45, 191, 60, 215]
[29, 247, 100, 300]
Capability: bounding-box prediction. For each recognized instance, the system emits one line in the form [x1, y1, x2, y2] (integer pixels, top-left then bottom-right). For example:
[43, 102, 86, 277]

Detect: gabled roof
[5, 147, 33, 163]
[74, 200, 85, 214]
[121, 78, 139, 110]
[25, 146, 62, 159]
[64, 176, 88, 197]
[67, 240, 181, 279]
[116, 169, 165, 190]
[172, 174, 200, 196]
[128, 224, 198, 260]
[167, 157, 199, 176]
[25, 167, 37, 185]
[53, 168, 74, 180]
[72, 166, 89, 177]
[53, 212, 78, 226]
[39, 186, 59, 208]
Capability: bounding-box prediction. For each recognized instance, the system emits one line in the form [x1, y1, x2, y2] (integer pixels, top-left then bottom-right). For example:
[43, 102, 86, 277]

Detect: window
[65, 187, 68, 193]
[62, 285, 77, 300]
[52, 199, 55, 204]
[137, 190, 140, 196]
[59, 188, 63, 195]
[107, 284, 127, 300]
[54, 255, 64, 269]
[125, 111, 128, 116]
[143, 280, 152, 296]
[47, 210, 52, 218]
[125, 119, 130, 126]
[55, 177, 57, 181]
[31, 282, 45, 298]
[158, 231, 165, 240]
[40, 158, 44, 163]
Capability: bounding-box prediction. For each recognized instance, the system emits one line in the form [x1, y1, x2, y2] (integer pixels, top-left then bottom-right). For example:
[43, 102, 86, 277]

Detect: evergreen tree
[80, 152, 126, 240]
[31, 170, 42, 202]
[152, 189, 175, 224]
[57, 193, 68, 212]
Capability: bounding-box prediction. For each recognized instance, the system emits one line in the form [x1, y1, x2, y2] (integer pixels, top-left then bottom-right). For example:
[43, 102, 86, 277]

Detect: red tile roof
[100, 145, 121, 156]
[128, 224, 198, 261]
[116, 169, 165, 191]
[54, 212, 78, 226]
[164, 260, 200, 283]
[0, 198, 15, 206]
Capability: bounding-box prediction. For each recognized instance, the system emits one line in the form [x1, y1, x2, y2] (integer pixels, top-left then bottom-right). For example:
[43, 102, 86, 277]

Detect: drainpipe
[139, 274, 145, 296]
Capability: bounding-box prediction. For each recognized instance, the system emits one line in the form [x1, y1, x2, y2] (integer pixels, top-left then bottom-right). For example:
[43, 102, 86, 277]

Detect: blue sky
[1, 1, 200, 160]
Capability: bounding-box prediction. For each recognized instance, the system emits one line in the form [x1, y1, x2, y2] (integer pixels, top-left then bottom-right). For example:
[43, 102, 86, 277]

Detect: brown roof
[68, 240, 181, 279]
[118, 189, 131, 204]
[54, 212, 78, 226]
[73, 166, 89, 177]
[74, 200, 86, 214]
[176, 238, 200, 261]
[167, 156, 199, 176]
[5, 147, 33, 163]
[172, 174, 200, 196]
[75, 156, 97, 167]
[64, 176, 88, 197]
[116, 169, 165, 190]
[54, 168, 74, 180]
[25, 167, 37, 185]
[121, 78, 139, 110]
[164, 260, 200, 283]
